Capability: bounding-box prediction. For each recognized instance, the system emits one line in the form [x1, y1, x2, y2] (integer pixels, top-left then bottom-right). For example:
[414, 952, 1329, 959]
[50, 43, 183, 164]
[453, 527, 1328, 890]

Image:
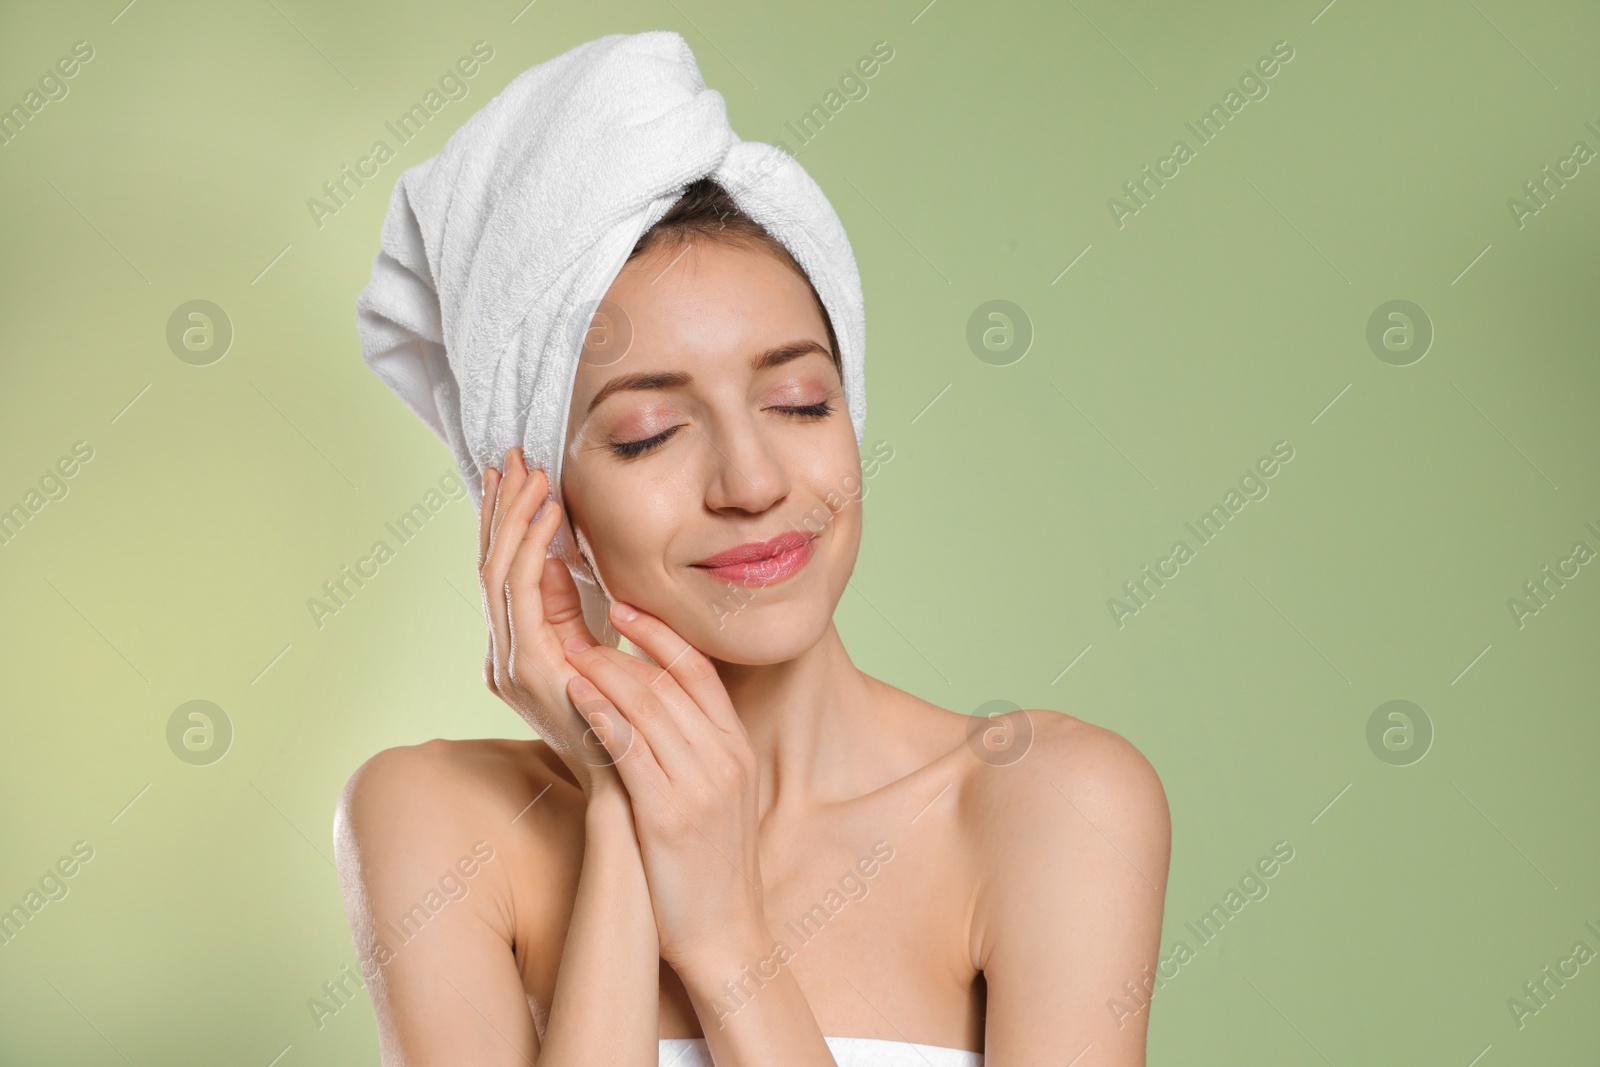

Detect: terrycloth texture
[659, 1036, 982, 1067]
[355, 30, 867, 644]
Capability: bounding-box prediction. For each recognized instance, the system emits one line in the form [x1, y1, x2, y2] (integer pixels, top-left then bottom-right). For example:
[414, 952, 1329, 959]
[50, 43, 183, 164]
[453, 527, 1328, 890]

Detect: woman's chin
[675, 609, 829, 667]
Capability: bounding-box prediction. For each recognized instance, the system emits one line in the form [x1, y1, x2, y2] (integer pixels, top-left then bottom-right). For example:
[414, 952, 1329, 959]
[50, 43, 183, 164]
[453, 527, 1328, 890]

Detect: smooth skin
[333, 238, 1171, 1066]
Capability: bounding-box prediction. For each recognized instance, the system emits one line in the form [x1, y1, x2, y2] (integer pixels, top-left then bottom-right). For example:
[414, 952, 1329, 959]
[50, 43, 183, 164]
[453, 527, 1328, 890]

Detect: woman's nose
[702, 419, 790, 514]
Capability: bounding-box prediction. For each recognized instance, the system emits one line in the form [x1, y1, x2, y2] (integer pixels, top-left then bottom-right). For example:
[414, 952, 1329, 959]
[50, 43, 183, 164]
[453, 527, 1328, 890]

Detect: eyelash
[608, 401, 835, 459]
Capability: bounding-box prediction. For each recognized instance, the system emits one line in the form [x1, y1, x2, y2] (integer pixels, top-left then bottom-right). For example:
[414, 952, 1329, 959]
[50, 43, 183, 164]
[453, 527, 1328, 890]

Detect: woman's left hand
[561, 601, 768, 977]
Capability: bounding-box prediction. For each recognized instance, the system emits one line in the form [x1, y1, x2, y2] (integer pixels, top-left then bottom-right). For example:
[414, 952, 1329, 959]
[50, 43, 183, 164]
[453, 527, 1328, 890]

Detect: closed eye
[606, 402, 835, 460]
[609, 425, 682, 459]
[774, 401, 834, 419]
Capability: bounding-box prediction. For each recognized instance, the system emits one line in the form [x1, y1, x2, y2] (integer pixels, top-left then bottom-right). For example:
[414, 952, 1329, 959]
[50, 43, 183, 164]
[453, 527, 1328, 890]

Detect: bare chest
[515, 787, 983, 1049]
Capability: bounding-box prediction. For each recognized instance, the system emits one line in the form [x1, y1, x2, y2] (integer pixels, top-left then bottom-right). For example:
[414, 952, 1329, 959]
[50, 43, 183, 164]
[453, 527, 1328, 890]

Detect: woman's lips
[691, 531, 819, 587]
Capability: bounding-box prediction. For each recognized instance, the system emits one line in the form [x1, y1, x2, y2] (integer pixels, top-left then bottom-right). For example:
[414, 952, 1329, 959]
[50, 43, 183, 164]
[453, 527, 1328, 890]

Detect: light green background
[2, 0, 1598, 1063]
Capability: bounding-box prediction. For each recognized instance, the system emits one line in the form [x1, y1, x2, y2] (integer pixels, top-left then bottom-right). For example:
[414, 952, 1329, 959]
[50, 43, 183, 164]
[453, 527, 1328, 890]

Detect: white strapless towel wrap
[659, 1036, 982, 1066]
[355, 30, 869, 643]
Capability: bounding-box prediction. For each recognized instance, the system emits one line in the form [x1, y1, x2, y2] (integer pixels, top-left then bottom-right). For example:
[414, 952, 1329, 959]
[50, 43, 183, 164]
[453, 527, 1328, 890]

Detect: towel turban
[355, 30, 867, 645]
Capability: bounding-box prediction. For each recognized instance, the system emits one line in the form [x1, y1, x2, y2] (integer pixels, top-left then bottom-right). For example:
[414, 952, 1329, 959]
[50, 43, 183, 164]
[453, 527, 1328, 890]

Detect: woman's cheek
[594, 476, 675, 579]
[817, 436, 865, 502]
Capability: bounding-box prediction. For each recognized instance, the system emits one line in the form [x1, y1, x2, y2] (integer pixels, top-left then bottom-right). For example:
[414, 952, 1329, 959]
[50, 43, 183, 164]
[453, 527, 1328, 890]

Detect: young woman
[335, 177, 1170, 1067]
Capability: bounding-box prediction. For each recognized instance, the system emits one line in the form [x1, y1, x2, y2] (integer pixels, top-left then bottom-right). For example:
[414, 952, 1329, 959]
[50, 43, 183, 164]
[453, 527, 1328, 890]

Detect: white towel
[355, 30, 868, 644]
[659, 1036, 982, 1067]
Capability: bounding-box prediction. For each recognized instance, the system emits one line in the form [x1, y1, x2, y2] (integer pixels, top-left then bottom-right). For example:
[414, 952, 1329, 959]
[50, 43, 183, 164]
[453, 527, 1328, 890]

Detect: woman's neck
[714, 624, 904, 822]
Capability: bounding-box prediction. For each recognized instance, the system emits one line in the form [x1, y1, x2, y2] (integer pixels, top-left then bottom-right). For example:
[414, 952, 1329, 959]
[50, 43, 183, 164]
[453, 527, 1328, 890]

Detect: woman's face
[561, 237, 862, 664]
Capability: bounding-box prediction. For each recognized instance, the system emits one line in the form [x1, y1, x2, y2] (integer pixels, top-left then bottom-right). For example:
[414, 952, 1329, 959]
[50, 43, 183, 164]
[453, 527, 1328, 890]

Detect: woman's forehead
[576, 243, 831, 387]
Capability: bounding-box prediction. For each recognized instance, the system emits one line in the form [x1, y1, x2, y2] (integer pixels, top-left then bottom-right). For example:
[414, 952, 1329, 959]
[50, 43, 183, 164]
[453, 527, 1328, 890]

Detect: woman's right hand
[478, 446, 626, 798]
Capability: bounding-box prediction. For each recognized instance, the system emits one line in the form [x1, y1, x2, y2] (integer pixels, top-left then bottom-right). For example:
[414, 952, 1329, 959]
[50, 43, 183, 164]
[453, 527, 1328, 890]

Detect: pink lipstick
[690, 531, 818, 587]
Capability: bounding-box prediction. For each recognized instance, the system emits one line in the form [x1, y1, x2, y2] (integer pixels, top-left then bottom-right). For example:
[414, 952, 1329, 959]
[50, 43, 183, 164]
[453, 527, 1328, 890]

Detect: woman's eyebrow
[584, 339, 831, 415]
[751, 338, 831, 372]
[585, 370, 691, 415]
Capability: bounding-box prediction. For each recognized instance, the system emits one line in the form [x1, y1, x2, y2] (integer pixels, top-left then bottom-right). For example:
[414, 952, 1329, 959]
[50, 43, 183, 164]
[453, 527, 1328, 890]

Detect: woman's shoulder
[959, 706, 1170, 909]
[952, 709, 1170, 970]
[334, 736, 586, 873]
[960, 708, 1167, 828]
[875, 680, 1167, 846]
[341, 734, 575, 810]
[881, 675, 1162, 804]
[868, 678, 1164, 810]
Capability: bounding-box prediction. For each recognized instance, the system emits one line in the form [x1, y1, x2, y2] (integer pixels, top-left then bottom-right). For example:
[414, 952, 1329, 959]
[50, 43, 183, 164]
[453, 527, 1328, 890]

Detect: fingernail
[610, 601, 638, 623]
[564, 635, 589, 653]
[569, 676, 593, 697]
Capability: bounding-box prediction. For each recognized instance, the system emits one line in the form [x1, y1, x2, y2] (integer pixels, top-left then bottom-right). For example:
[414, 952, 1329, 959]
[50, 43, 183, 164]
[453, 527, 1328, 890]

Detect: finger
[503, 489, 567, 634]
[488, 456, 546, 577]
[503, 498, 583, 693]
[565, 678, 636, 765]
[478, 465, 503, 692]
[564, 639, 703, 782]
[604, 603, 744, 738]
[480, 450, 523, 660]
[577, 643, 719, 735]
[478, 465, 502, 568]
[483, 453, 549, 690]
[483, 461, 548, 635]
[479, 461, 515, 691]
[539, 554, 597, 647]
[568, 674, 663, 794]
[490, 446, 528, 551]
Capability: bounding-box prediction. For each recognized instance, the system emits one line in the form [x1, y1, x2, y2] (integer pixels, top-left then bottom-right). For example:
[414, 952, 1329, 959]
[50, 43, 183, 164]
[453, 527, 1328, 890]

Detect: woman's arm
[668, 920, 840, 1066]
[973, 711, 1172, 1065]
[537, 779, 660, 1066]
[333, 743, 664, 1067]
[334, 742, 543, 1065]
